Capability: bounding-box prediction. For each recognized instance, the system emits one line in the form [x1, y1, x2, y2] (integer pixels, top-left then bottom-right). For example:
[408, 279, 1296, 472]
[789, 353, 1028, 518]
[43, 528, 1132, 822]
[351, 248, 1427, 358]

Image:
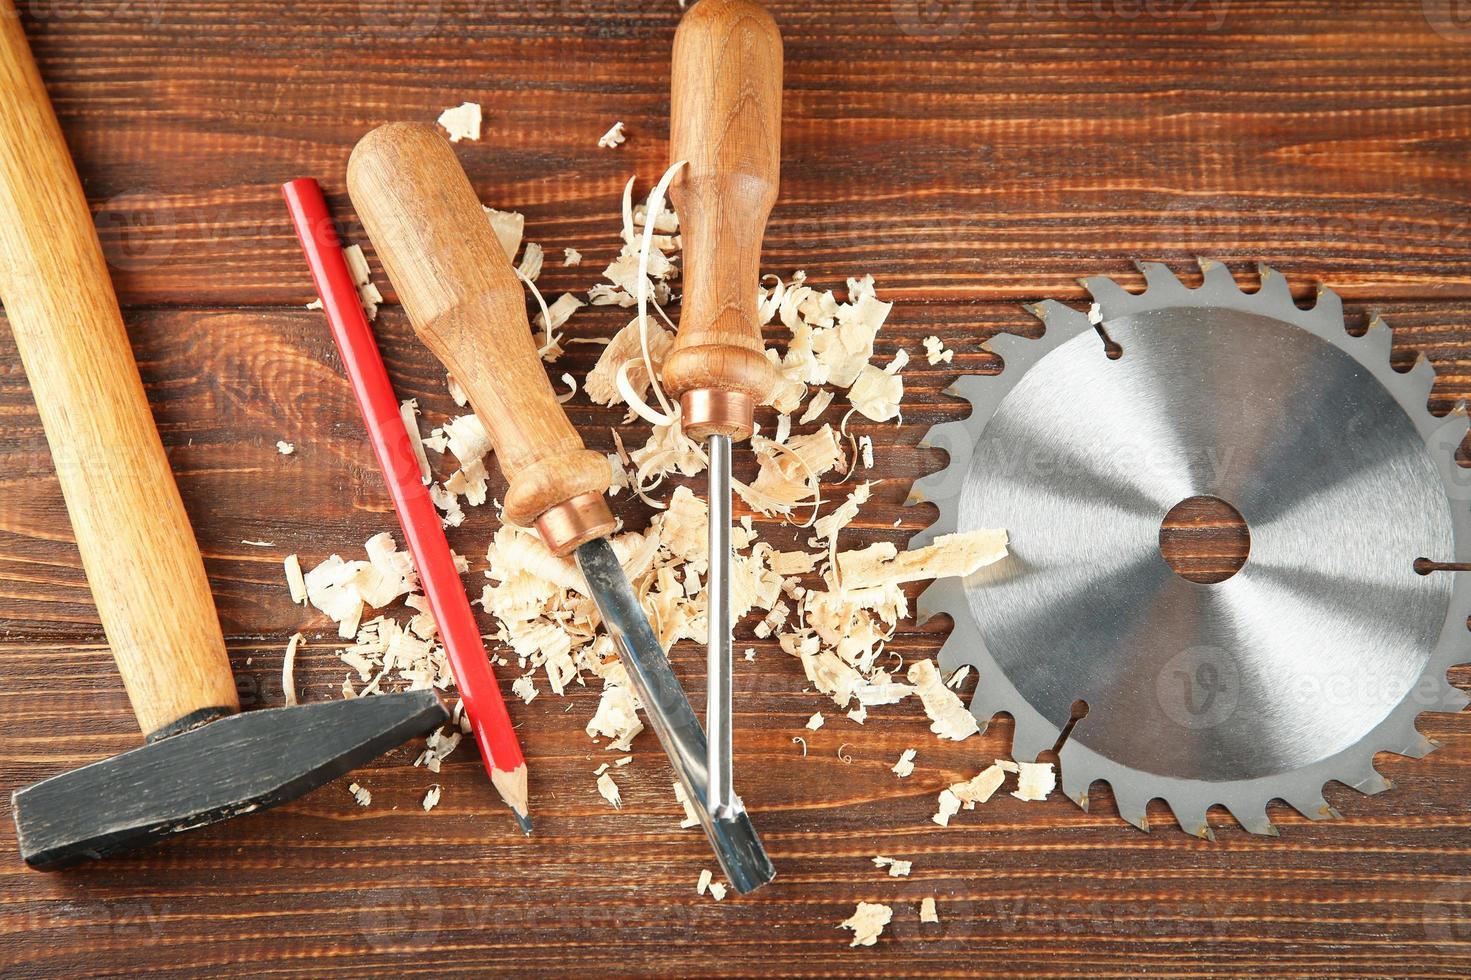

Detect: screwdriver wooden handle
[347, 123, 615, 555]
[0, 1, 238, 738]
[663, 0, 782, 442]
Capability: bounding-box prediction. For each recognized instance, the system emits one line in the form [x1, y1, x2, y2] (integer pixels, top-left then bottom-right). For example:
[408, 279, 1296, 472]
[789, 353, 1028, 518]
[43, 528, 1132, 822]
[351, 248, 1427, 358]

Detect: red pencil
[282, 178, 532, 833]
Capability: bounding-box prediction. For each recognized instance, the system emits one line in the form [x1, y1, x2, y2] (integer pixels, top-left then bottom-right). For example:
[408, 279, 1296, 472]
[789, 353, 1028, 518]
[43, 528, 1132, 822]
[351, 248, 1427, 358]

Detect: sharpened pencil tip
[514, 810, 533, 835]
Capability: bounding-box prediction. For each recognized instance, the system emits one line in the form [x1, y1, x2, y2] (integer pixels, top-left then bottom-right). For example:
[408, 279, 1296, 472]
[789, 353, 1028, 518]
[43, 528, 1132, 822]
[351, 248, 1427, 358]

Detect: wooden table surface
[2, 1, 1470, 976]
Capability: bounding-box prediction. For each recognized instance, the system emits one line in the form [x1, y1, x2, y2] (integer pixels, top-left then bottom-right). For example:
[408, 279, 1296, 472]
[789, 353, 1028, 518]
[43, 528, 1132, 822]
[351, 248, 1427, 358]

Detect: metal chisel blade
[576, 536, 775, 894]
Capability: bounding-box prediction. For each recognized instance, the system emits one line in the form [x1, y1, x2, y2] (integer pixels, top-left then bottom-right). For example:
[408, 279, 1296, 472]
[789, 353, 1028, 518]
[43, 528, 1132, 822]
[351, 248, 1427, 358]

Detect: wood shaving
[708, 881, 727, 901]
[511, 674, 538, 705]
[276, 440, 294, 455]
[697, 868, 713, 895]
[284, 554, 307, 604]
[282, 632, 303, 707]
[907, 659, 980, 741]
[437, 101, 482, 142]
[953, 765, 1006, 807]
[348, 782, 371, 807]
[342, 243, 383, 321]
[923, 335, 954, 364]
[872, 855, 912, 877]
[792, 736, 807, 756]
[673, 782, 700, 828]
[586, 317, 673, 406]
[400, 399, 432, 484]
[422, 785, 442, 811]
[932, 789, 961, 826]
[596, 772, 622, 809]
[946, 664, 972, 689]
[891, 748, 916, 778]
[837, 528, 1008, 591]
[805, 711, 825, 731]
[1012, 761, 1056, 802]
[597, 121, 627, 148]
[563, 247, 582, 266]
[848, 349, 907, 423]
[920, 897, 939, 924]
[484, 207, 524, 261]
[839, 903, 892, 947]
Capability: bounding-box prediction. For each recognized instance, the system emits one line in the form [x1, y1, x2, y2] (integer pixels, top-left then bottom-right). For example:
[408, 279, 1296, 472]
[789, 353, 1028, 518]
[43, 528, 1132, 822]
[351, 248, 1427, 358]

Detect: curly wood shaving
[282, 632, 303, 707]
[908, 659, 980, 741]
[1012, 761, 1056, 802]
[400, 399, 432, 484]
[587, 317, 674, 406]
[484, 207, 524, 261]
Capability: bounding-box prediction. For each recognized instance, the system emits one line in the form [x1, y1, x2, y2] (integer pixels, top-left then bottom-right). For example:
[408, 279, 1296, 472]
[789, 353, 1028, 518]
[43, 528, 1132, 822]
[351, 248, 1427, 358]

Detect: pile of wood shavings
[281, 170, 1044, 936]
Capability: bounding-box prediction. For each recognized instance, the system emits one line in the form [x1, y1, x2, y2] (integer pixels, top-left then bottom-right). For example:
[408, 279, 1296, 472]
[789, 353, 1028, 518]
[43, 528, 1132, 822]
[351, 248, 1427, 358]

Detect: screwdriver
[347, 121, 776, 893]
[662, 0, 783, 821]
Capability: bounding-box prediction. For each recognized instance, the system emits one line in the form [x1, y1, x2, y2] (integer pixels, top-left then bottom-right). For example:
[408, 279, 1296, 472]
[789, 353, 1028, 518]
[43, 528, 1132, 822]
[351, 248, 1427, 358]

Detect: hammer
[0, 3, 448, 870]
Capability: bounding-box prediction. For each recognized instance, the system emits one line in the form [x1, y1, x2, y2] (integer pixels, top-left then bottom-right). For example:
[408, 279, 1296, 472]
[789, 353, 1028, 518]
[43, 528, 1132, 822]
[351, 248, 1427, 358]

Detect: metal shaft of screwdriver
[705, 432, 738, 820]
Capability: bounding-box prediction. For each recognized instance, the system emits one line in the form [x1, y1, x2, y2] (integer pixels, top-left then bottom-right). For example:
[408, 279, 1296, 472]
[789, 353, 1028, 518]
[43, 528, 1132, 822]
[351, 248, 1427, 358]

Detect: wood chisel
[662, 0, 782, 822]
[0, 1, 447, 870]
[346, 121, 777, 893]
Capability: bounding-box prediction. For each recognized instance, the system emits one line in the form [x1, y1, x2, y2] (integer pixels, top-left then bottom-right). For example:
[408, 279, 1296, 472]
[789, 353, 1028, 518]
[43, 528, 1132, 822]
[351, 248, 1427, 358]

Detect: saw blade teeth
[1163, 796, 1214, 841]
[1081, 274, 1131, 309]
[1440, 682, 1471, 713]
[917, 578, 965, 628]
[1196, 257, 1238, 293]
[1403, 353, 1437, 404]
[1350, 764, 1393, 796]
[1059, 763, 1091, 811]
[981, 330, 1034, 364]
[1135, 260, 1187, 297]
[1309, 282, 1345, 328]
[1360, 314, 1394, 363]
[1225, 801, 1278, 837]
[1252, 262, 1294, 308]
[1009, 717, 1057, 764]
[1110, 783, 1153, 833]
[1283, 789, 1342, 822]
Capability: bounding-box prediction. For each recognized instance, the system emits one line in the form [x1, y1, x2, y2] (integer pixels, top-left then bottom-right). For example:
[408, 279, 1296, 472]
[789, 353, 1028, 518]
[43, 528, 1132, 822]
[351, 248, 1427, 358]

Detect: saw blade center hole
[1158, 495, 1251, 584]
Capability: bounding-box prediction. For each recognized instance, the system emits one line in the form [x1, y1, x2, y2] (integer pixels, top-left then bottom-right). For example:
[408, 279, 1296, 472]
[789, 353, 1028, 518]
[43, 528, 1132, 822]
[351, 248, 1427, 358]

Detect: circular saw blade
[910, 261, 1471, 837]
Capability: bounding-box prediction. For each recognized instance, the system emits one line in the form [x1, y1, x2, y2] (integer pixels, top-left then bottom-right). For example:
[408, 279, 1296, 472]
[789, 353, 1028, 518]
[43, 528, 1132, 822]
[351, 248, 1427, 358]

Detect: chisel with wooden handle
[663, 0, 782, 822]
[0, 1, 446, 870]
[347, 121, 776, 894]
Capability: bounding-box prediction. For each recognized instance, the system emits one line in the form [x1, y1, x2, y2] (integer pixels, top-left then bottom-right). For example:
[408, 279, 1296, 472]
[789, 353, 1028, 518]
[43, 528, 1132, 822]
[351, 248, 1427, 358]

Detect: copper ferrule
[535, 492, 616, 556]
[680, 389, 756, 442]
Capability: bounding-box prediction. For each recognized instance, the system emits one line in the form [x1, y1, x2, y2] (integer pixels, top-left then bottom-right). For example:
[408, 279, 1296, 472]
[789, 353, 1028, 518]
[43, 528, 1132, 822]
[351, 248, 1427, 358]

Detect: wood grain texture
[664, 0, 782, 436]
[0, 0, 235, 737]
[1, 1, 1470, 976]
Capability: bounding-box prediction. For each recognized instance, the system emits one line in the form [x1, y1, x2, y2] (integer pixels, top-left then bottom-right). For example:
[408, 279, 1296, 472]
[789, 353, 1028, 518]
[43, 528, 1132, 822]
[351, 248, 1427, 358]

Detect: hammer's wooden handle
[347, 123, 615, 555]
[0, 3, 237, 737]
[662, 0, 782, 441]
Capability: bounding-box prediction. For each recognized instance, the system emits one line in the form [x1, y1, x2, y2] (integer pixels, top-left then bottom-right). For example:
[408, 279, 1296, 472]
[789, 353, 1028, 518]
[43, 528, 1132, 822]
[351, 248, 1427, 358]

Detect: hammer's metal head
[13, 690, 449, 870]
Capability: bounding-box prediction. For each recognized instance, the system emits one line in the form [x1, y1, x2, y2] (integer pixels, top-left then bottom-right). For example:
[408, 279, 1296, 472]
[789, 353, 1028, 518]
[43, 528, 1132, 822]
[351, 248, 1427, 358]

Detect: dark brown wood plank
[6, 0, 1468, 307]
[2, 286, 1471, 976]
